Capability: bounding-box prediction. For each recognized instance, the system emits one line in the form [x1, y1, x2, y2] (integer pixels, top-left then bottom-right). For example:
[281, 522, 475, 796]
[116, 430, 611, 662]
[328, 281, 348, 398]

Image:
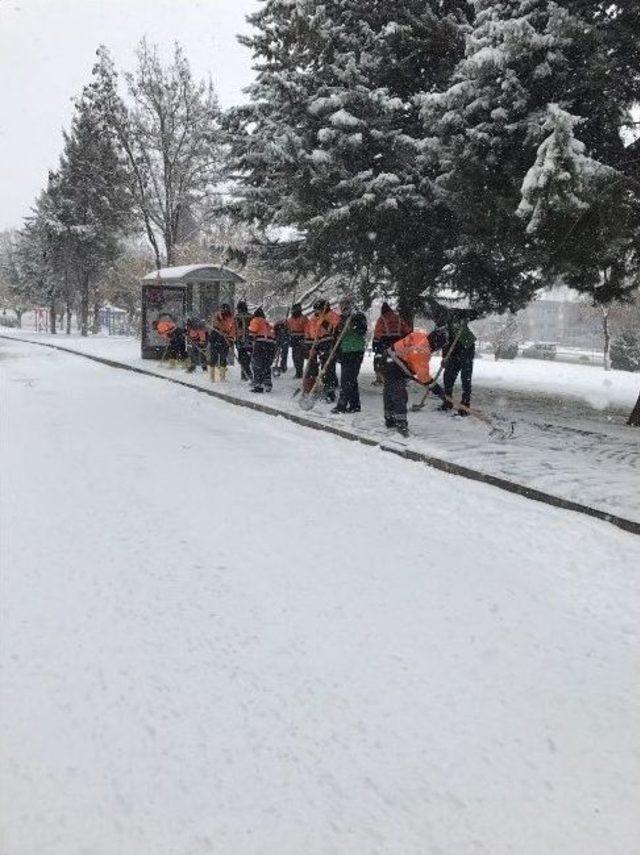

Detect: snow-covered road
[1, 339, 639, 855]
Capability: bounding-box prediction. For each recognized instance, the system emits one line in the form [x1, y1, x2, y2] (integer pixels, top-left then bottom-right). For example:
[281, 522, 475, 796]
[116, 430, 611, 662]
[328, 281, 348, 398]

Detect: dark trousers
[318, 341, 337, 391]
[237, 345, 252, 380]
[209, 331, 230, 367]
[252, 340, 276, 389]
[383, 358, 409, 426]
[187, 341, 207, 370]
[337, 351, 364, 410]
[165, 331, 186, 360]
[444, 345, 475, 406]
[291, 336, 305, 377]
[277, 338, 289, 370]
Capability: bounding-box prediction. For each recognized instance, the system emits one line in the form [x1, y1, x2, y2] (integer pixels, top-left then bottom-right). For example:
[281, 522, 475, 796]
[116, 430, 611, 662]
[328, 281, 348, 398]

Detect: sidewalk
[2, 330, 639, 524]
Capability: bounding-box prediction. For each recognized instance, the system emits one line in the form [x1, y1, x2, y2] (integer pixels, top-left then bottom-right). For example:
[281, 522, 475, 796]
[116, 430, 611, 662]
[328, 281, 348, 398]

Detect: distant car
[521, 342, 557, 360]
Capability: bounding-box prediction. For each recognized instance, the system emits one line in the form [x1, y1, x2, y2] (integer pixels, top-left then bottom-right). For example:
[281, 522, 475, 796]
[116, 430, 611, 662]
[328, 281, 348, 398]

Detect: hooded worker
[383, 327, 448, 437]
[208, 303, 237, 382]
[331, 297, 368, 414]
[286, 303, 308, 379]
[248, 307, 276, 392]
[152, 314, 186, 367]
[303, 299, 340, 400]
[184, 317, 208, 373]
[372, 303, 412, 384]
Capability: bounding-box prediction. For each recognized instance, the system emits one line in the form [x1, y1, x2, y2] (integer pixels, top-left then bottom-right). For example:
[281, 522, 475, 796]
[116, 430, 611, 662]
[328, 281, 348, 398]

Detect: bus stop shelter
[140, 264, 244, 359]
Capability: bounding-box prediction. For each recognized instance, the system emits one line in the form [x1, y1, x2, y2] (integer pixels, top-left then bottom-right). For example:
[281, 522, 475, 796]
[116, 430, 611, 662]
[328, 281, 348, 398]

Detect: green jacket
[424, 297, 477, 349]
[337, 311, 367, 353]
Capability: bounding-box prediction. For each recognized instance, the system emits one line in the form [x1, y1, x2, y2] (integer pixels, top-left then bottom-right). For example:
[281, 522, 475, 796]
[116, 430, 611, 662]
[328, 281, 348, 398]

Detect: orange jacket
[392, 331, 433, 385]
[248, 316, 275, 340]
[212, 313, 237, 341]
[305, 309, 339, 345]
[287, 315, 308, 337]
[156, 319, 176, 340]
[373, 310, 412, 343]
[187, 327, 207, 344]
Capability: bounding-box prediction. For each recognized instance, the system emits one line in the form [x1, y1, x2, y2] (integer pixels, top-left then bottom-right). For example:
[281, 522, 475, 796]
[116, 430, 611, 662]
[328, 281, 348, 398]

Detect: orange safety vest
[373, 311, 411, 342]
[187, 327, 207, 344]
[392, 330, 433, 385]
[305, 309, 338, 345]
[212, 313, 237, 341]
[248, 316, 275, 341]
[156, 320, 176, 340]
[287, 315, 308, 337]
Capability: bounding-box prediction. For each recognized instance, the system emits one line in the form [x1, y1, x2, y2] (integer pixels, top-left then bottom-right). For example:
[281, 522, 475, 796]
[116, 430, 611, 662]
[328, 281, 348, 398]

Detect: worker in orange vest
[184, 318, 208, 373]
[152, 314, 186, 367]
[372, 303, 412, 384]
[208, 303, 237, 382]
[303, 299, 340, 399]
[248, 307, 276, 392]
[383, 327, 448, 437]
[286, 303, 308, 378]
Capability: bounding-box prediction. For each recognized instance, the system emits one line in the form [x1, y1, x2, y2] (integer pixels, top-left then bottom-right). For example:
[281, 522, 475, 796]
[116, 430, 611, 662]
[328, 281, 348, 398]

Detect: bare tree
[92, 43, 224, 269]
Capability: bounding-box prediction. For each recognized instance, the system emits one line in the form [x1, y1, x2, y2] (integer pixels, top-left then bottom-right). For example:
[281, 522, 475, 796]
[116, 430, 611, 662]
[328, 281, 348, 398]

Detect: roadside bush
[610, 331, 640, 372]
[495, 342, 519, 360]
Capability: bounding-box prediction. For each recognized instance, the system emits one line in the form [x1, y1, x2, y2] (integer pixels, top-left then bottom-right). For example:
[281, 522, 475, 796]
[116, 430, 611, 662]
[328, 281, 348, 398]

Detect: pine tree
[16, 182, 69, 334]
[227, 0, 468, 314]
[422, 0, 640, 312]
[54, 76, 133, 335]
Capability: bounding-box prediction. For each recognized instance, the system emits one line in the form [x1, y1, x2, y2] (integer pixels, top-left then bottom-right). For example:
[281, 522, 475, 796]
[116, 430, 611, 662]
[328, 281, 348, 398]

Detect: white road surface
[1, 338, 639, 855]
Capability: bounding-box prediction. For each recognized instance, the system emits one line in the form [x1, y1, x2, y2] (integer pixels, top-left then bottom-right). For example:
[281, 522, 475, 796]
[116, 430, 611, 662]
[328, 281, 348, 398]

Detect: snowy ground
[2, 329, 638, 524]
[1, 338, 639, 855]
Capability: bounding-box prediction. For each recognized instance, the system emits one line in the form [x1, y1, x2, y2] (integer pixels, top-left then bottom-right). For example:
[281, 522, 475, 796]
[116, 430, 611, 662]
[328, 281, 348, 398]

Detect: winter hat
[253, 306, 265, 319]
[291, 302, 302, 316]
[380, 302, 392, 314]
[237, 300, 248, 313]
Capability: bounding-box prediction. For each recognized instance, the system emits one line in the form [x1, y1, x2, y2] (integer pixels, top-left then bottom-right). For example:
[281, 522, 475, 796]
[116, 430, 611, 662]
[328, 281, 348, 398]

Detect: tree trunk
[602, 308, 610, 371]
[628, 391, 640, 427]
[14, 309, 23, 328]
[92, 299, 101, 335]
[49, 301, 57, 335]
[80, 273, 90, 337]
[164, 230, 173, 267]
[66, 300, 73, 334]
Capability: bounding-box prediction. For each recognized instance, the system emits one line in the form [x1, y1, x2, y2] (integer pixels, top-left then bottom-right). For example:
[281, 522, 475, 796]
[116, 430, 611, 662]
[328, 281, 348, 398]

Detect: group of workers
[151, 295, 477, 436]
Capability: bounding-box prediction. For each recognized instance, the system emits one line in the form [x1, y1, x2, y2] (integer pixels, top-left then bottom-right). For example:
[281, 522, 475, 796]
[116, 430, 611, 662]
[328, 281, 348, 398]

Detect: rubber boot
[218, 366, 227, 382]
[208, 366, 216, 382]
[167, 358, 176, 369]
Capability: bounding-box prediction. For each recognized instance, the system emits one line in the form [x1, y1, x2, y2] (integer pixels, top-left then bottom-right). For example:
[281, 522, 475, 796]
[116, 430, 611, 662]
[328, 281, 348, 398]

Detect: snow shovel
[452, 399, 515, 440]
[298, 316, 353, 411]
[292, 305, 332, 400]
[272, 344, 284, 378]
[411, 326, 464, 412]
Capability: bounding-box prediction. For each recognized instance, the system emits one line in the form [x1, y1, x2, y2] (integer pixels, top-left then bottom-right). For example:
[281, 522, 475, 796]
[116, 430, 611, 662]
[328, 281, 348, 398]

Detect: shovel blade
[298, 393, 316, 411]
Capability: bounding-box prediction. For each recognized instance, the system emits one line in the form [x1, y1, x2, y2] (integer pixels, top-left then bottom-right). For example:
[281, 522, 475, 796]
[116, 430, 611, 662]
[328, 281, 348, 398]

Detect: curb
[3, 333, 639, 537]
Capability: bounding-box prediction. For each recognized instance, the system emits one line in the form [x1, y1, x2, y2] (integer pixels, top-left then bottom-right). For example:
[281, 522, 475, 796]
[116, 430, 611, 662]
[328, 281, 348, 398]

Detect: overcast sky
[0, 0, 261, 229]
